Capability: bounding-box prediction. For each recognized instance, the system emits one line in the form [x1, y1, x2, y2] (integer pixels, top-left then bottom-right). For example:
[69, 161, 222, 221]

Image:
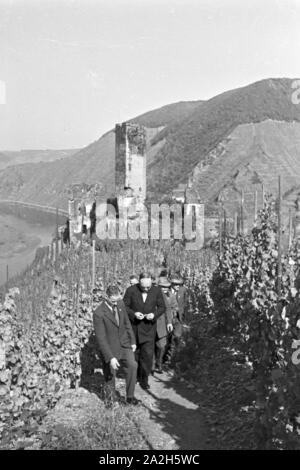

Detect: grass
[40, 405, 147, 450]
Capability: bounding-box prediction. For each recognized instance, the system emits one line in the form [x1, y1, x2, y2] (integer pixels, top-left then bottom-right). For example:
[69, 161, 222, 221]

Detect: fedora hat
[170, 274, 184, 285]
[158, 277, 171, 288]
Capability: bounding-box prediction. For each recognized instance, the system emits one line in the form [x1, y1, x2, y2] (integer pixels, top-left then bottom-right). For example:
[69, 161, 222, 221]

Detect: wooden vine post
[131, 241, 135, 273]
[254, 190, 258, 225]
[92, 239, 96, 292]
[288, 208, 293, 249]
[218, 203, 223, 256]
[55, 207, 59, 269]
[234, 212, 238, 236]
[241, 189, 245, 235]
[277, 175, 282, 296]
[223, 208, 227, 243]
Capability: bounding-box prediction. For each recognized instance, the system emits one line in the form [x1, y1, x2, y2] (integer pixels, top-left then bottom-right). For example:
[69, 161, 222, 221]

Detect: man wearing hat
[154, 277, 176, 373]
[129, 274, 139, 286]
[165, 274, 189, 363]
[93, 285, 139, 405]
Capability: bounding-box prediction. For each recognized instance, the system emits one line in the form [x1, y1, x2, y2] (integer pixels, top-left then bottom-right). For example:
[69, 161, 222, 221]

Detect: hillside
[0, 78, 300, 219]
[0, 152, 11, 169]
[130, 100, 203, 127]
[0, 101, 204, 209]
[146, 78, 300, 201]
[191, 119, 300, 220]
[0, 149, 79, 170]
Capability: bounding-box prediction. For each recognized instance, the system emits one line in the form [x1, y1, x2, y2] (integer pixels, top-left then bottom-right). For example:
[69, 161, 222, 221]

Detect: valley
[0, 211, 55, 286]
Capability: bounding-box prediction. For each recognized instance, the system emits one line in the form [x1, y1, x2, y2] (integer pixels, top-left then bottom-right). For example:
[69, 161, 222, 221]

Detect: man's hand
[110, 357, 120, 371]
[135, 312, 145, 320]
[131, 344, 137, 353]
[145, 313, 154, 321]
[167, 323, 173, 333]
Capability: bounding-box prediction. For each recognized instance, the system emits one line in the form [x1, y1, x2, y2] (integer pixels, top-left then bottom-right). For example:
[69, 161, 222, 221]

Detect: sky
[0, 0, 300, 150]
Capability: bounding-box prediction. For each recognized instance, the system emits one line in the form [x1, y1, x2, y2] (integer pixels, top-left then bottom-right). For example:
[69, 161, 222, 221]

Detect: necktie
[113, 305, 120, 326]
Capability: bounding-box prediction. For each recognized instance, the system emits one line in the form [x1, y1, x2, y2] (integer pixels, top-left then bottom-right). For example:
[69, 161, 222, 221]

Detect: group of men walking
[93, 271, 188, 406]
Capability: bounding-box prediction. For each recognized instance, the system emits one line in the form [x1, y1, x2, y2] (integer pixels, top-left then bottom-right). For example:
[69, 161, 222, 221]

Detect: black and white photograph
[1, 0, 300, 455]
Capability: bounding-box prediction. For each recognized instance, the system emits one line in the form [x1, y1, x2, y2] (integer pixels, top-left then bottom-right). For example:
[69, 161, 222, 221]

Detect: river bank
[0, 212, 55, 286]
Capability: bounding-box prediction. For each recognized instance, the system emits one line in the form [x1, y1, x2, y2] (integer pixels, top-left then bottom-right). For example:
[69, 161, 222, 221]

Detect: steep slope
[189, 120, 300, 220]
[130, 100, 203, 127]
[146, 78, 300, 201]
[1, 78, 300, 217]
[0, 132, 116, 209]
[0, 152, 11, 170]
[0, 149, 79, 170]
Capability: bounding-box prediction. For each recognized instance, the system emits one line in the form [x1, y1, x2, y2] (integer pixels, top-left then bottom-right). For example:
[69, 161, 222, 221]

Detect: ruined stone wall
[67, 183, 100, 242]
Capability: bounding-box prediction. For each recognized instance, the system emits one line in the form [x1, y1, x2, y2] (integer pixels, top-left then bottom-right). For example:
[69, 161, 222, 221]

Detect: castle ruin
[115, 122, 147, 207]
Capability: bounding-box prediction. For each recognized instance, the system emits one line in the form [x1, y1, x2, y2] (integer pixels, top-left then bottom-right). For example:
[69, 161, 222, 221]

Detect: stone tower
[115, 122, 147, 202]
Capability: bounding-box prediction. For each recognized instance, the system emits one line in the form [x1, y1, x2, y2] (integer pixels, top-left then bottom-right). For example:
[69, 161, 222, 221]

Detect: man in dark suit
[93, 285, 139, 405]
[123, 272, 166, 390]
[171, 274, 189, 325]
[165, 273, 189, 364]
[153, 277, 175, 373]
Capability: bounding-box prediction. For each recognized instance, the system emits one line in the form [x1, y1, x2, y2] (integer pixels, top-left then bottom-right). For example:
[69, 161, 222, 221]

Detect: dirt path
[35, 368, 209, 450]
[132, 370, 208, 450]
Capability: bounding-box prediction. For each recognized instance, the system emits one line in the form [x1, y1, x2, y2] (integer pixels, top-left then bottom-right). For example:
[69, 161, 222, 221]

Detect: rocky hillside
[146, 78, 300, 202]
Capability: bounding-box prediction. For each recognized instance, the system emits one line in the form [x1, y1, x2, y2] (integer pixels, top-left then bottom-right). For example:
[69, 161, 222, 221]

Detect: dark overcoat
[175, 285, 189, 321]
[123, 284, 166, 343]
[93, 299, 136, 363]
[156, 291, 177, 339]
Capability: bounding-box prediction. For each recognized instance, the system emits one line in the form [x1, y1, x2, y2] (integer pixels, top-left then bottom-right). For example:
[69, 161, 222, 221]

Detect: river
[0, 211, 55, 286]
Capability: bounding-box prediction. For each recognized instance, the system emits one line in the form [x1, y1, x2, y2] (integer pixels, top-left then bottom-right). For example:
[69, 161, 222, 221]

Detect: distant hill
[0, 149, 79, 170]
[130, 100, 203, 127]
[0, 152, 11, 169]
[0, 100, 203, 209]
[0, 78, 300, 227]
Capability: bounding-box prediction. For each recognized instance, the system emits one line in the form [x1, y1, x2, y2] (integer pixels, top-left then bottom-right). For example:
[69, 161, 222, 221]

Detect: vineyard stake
[92, 239, 96, 292]
[80, 211, 84, 249]
[234, 212, 238, 236]
[55, 207, 59, 269]
[219, 204, 222, 256]
[60, 229, 64, 251]
[254, 190, 258, 225]
[50, 242, 54, 264]
[241, 189, 244, 235]
[223, 208, 227, 242]
[131, 241, 135, 273]
[288, 208, 293, 249]
[277, 175, 282, 295]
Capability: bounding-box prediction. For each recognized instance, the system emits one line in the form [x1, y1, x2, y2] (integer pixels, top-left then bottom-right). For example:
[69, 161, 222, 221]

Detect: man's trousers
[153, 336, 167, 369]
[135, 339, 155, 386]
[102, 347, 137, 398]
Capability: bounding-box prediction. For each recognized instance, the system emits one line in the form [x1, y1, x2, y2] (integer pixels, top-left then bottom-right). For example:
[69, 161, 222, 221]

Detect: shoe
[139, 381, 150, 391]
[126, 397, 141, 406]
[155, 366, 163, 374]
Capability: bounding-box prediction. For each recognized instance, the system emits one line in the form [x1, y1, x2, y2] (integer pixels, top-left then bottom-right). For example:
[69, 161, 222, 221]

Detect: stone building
[67, 183, 100, 242]
[115, 122, 147, 204]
